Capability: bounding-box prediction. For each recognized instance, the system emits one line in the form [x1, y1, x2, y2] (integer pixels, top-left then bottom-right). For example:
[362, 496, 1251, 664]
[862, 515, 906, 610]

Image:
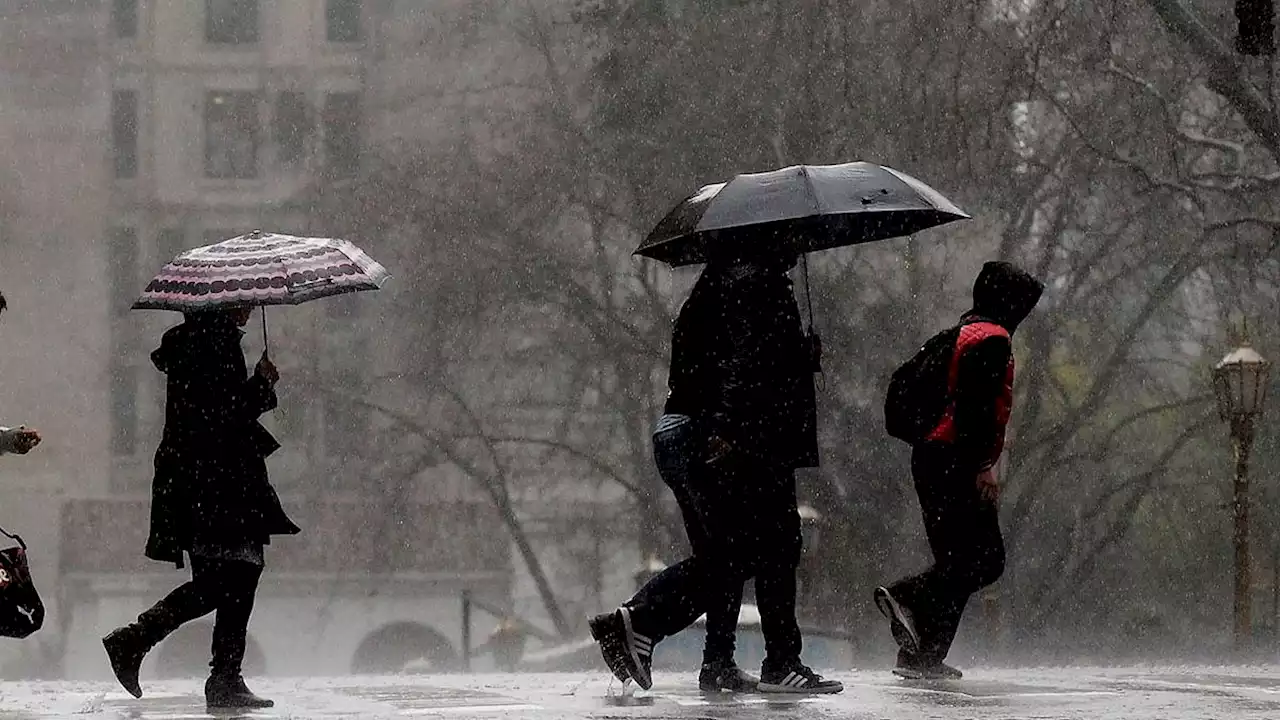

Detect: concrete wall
[0, 1, 112, 674]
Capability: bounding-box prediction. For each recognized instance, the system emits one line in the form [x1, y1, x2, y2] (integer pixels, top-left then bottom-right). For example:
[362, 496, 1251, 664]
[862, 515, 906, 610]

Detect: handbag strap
[0, 525, 26, 551]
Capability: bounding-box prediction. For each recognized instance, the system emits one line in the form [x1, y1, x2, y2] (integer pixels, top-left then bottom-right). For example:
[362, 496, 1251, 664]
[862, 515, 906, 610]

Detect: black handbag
[0, 526, 44, 638]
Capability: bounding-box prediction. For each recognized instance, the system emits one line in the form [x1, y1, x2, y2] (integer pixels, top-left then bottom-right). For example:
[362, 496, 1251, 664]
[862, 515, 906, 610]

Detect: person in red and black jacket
[874, 260, 1044, 680]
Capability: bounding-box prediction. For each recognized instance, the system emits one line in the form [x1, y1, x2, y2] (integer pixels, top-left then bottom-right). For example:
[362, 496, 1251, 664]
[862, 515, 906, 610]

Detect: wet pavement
[3, 667, 1280, 719]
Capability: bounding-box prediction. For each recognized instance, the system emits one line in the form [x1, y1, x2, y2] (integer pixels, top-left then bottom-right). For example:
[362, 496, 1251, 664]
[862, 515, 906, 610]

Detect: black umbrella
[634, 161, 970, 266]
[636, 162, 970, 379]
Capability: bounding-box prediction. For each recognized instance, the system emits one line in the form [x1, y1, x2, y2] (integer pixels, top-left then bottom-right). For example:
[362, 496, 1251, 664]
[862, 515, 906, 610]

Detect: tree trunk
[490, 489, 574, 639]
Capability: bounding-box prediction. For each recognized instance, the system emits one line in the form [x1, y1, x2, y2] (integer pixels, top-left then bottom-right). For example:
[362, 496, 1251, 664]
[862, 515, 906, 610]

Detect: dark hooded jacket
[663, 257, 819, 470]
[144, 312, 300, 567]
[933, 260, 1044, 472]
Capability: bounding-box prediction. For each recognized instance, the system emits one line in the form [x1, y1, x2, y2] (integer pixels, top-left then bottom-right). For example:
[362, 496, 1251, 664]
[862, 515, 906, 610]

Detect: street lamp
[1213, 342, 1271, 651]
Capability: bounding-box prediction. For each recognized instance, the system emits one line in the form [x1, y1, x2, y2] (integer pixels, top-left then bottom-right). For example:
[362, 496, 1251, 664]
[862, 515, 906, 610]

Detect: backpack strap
[0, 525, 26, 551]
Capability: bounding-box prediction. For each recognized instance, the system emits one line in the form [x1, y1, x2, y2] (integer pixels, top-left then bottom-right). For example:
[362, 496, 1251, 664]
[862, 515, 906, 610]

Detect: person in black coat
[590, 242, 841, 694]
[103, 306, 299, 710]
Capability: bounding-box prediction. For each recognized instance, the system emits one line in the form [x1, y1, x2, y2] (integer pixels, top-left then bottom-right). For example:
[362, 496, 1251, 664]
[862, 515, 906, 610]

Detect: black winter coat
[144, 314, 300, 568]
[664, 262, 819, 470]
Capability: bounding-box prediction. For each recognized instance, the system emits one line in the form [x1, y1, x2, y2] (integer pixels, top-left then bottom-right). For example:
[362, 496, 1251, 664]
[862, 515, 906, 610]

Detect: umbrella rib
[797, 165, 825, 217]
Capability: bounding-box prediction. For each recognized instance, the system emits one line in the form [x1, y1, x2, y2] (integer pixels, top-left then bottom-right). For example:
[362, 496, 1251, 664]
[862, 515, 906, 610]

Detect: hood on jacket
[966, 260, 1044, 333]
[151, 312, 241, 374]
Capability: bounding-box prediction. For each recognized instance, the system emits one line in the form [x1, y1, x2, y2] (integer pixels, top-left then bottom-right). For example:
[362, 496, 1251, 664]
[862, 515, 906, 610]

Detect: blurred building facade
[0, 0, 515, 680]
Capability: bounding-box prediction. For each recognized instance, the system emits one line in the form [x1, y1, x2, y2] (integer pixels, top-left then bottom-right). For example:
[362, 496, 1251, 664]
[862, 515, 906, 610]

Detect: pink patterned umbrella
[132, 230, 390, 312]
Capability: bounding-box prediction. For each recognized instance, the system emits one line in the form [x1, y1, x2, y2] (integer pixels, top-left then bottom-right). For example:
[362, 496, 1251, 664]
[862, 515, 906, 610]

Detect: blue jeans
[626, 416, 745, 665]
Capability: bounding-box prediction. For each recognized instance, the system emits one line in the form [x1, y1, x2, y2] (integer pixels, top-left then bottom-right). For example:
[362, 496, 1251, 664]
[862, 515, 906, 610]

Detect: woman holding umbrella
[103, 304, 296, 709]
[103, 231, 389, 710]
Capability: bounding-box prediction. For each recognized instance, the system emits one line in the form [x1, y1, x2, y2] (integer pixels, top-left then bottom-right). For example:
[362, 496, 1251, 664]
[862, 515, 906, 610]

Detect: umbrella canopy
[635, 161, 971, 266]
[132, 230, 390, 312]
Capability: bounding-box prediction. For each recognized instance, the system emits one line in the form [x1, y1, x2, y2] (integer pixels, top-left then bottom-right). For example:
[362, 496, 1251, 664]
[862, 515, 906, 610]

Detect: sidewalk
[2, 667, 1279, 719]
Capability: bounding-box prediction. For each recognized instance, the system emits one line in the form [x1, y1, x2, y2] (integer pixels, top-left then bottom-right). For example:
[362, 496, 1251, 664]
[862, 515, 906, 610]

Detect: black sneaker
[893, 661, 963, 681]
[205, 675, 274, 709]
[698, 661, 758, 692]
[758, 662, 843, 694]
[873, 586, 920, 654]
[588, 612, 631, 684]
[589, 607, 654, 690]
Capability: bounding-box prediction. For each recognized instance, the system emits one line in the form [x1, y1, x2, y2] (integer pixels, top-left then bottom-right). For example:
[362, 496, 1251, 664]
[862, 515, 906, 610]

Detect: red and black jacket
[926, 260, 1044, 473]
[927, 319, 1014, 472]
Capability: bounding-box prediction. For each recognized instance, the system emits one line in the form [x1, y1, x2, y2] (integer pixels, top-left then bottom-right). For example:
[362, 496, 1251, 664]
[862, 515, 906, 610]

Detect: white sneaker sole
[758, 681, 844, 695]
[874, 587, 921, 653]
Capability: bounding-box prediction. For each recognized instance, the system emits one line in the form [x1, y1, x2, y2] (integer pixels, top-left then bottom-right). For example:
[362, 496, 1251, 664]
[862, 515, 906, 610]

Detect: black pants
[628, 443, 803, 668]
[137, 556, 263, 678]
[888, 443, 1005, 665]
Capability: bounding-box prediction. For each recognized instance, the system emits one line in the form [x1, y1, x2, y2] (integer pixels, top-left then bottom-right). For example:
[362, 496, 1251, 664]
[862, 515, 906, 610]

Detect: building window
[108, 227, 138, 317]
[205, 0, 258, 45]
[273, 92, 311, 166]
[204, 91, 260, 179]
[323, 93, 360, 177]
[326, 0, 361, 43]
[112, 90, 138, 179]
[110, 360, 139, 456]
[112, 0, 137, 38]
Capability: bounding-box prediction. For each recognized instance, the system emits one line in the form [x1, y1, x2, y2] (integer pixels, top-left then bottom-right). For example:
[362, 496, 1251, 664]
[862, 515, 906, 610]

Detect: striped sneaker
[874, 586, 921, 654]
[758, 663, 843, 694]
[617, 606, 654, 690]
[589, 607, 654, 689]
[588, 612, 631, 684]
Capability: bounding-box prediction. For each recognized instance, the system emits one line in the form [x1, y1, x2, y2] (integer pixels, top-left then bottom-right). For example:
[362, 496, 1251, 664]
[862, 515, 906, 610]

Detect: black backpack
[884, 325, 961, 445]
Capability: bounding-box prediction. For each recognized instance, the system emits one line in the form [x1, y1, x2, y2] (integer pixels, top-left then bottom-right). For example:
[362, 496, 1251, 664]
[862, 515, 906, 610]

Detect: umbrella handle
[801, 254, 823, 385]
[261, 307, 269, 356]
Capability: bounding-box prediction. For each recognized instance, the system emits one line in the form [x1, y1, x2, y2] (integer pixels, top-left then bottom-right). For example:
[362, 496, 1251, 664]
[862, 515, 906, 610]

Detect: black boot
[206, 674, 274, 709]
[893, 651, 963, 681]
[102, 625, 150, 698]
[103, 602, 184, 698]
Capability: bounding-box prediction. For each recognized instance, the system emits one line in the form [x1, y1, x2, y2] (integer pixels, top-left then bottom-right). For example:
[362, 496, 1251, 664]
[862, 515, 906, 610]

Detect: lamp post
[1213, 342, 1271, 652]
